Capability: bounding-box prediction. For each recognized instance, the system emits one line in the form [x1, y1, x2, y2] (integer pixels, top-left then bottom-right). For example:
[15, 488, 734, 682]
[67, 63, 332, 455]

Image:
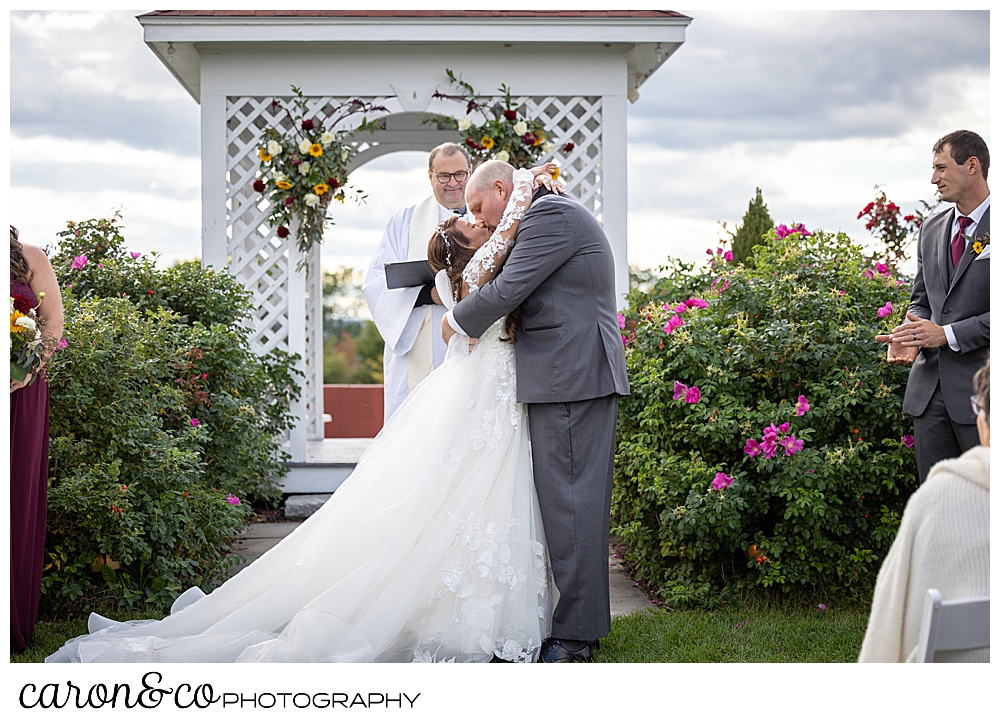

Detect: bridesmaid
[10, 225, 63, 653]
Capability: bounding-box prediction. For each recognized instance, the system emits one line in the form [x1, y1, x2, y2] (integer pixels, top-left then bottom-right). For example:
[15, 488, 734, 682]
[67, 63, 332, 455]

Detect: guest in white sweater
[859, 360, 990, 663]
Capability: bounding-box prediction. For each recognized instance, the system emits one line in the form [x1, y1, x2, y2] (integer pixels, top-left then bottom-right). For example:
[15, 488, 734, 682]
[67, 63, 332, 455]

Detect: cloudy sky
[10, 7, 990, 292]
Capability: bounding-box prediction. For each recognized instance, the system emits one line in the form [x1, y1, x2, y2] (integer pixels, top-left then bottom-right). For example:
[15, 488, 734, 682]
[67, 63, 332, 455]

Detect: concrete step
[280, 438, 373, 495]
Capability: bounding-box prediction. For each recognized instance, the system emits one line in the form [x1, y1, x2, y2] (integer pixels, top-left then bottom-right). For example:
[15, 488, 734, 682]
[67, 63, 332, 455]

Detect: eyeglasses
[432, 171, 469, 184]
[971, 395, 984, 416]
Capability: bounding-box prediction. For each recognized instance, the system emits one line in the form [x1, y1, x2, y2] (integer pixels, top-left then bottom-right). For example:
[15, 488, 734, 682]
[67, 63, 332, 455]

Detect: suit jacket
[453, 190, 629, 404]
[902, 205, 990, 424]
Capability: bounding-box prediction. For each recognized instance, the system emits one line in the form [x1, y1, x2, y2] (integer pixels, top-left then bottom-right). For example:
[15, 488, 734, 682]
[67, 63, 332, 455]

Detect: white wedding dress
[46, 170, 553, 664]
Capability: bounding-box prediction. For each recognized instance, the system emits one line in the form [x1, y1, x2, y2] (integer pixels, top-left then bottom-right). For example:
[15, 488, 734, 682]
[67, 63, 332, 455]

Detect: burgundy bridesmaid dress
[10, 278, 50, 652]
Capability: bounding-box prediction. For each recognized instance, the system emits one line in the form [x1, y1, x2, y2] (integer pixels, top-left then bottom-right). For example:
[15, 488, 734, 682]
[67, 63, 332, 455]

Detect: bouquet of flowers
[427, 69, 567, 170]
[254, 86, 387, 267]
[10, 292, 49, 385]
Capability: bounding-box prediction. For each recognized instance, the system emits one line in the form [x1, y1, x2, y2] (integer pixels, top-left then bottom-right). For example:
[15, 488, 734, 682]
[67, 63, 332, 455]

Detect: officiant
[363, 142, 473, 420]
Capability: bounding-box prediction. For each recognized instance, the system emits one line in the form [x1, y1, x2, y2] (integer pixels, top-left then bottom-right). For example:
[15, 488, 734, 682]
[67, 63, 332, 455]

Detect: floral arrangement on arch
[254, 86, 387, 265]
[426, 69, 573, 170]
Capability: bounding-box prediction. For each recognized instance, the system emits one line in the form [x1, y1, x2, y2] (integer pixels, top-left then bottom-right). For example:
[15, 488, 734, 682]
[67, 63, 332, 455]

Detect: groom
[442, 161, 629, 662]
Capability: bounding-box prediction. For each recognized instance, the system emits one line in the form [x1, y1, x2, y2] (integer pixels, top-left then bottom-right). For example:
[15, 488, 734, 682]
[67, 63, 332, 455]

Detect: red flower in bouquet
[503, 109, 517, 121]
[253, 179, 266, 193]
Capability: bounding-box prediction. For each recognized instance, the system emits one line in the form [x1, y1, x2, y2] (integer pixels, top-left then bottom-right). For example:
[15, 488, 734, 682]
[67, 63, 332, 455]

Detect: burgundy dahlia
[301, 119, 315, 131]
[284, 197, 294, 207]
[276, 226, 290, 238]
[252, 179, 266, 193]
[11, 294, 31, 314]
[327, 177, 340, 189]
[562, 142, 575, 153]
[503, 109, 517, 121]
[522, 132, 537, 146]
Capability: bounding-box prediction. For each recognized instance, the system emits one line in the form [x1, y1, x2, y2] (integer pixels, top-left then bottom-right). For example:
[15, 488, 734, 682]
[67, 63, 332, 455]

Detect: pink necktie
[952, 216, 973, 268]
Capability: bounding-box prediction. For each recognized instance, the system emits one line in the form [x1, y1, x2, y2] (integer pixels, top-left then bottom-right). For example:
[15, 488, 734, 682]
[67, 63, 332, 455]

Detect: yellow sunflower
[314, 183, 330, 195]
[308, 143, 323, 157]
[533, 131, 545, 146]
[481, 136, 495, 150]
[10, 311, 24, 334]
[258, 148, 273, 162]
[275, 180, 292, 190]
[973, 241, 984, 254]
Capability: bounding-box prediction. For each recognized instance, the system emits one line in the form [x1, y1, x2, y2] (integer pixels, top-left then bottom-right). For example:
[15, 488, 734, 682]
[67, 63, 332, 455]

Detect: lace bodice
[462, 169, 534, 293]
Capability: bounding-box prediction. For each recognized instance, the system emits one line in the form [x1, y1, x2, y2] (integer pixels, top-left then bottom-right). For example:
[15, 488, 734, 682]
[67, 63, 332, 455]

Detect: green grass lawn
[594, 599, 869, 663]
[14, 598, 868, 664]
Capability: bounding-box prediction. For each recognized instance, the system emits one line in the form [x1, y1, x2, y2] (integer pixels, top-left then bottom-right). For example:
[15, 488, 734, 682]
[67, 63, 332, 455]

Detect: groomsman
[363, 143, 473, 420]
[877, 130, 990, 482]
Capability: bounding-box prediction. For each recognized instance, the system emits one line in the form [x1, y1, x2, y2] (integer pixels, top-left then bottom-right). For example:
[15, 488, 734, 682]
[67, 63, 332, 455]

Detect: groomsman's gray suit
[453, 189, 629, 642]
[902, 205, 990, 482]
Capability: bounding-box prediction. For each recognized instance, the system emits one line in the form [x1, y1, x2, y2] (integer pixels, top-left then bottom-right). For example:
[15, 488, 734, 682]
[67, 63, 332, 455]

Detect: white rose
[321, 131, 335, 146]
[494, 150, 510, 164]
[15, 316, 36, 331]
[513, 121, 528, 135]
[298, 161, 311, 174]
[267, 140, 282, 156]
[304, 193, 320, 208]
[274, 171, 288, 182]
[457, 117, 472, 131]
[541, 140, 555, 154]
[298, 139, 312, 154]
[340, 148, 350, 162]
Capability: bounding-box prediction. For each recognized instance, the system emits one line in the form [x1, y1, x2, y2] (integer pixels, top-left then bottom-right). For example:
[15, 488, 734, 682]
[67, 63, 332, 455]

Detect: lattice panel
[224, 94, 604, 448]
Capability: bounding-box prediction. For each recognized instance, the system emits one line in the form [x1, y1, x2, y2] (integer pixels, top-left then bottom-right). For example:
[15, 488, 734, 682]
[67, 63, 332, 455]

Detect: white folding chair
[914, 588, 990, 662]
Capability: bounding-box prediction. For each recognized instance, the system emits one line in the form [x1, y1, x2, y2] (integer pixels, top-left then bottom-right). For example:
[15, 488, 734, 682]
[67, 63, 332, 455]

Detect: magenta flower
[664, 314, 684, 334]
[862, 268, 875, 279]
[617, 312, 626, 330]
[130, 251, 142, 259]
[762, 423, 781, 441]
[795, 395, 810, 416]
[712, 472, 733, 491]
[775, 223, 811, 238]
[71, 255, 88, 270]
[723, 251, 734, 262]
[190, 418, 200, 427]
[673, 302, 689, 314]
[760, 438, 779, 460]
[716, 247, 723, 255]
[687, 298, 708, 309]
[877, 301, 894, 318]
[97, 263, 104, 269]
[778, 422, 790, 434]
[673, 381, 688, 400]
[58, 338, 68, 350]
[817, 603, 826, 612]
[875, 262, 889, 277]
[902, 434, 915, 448]
[621, 335, 627, 346]
[744, 438, 761, 457]
[226, 493, 240, 506]
[780, 435, 804, 456]
[706, 248, 714, 256]
[685, 387, 701, 404]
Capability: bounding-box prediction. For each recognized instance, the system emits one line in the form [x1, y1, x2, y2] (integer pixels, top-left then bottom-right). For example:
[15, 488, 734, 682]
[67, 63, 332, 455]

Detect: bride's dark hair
[10, 226, 32, 285]
[426, 216, 520, 342]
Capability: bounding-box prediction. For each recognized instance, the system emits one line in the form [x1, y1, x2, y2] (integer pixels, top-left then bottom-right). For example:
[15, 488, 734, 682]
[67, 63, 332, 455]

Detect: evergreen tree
[731, 188, 774, 264]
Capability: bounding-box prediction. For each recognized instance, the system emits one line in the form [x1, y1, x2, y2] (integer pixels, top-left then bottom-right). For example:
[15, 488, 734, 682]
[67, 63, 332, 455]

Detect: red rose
[12, 294, 31, 314]
[302, 119, 315, 131]
[276, 226, 290, 238]
[146, 289, 155, 296]
[253, 179, 266, 193]
[465, 138, 481, 150]
[327, 177, 340, 189]
[562, 142, 575, 153]
[522, 132, 537, 146]
[503, 109, 517, 121]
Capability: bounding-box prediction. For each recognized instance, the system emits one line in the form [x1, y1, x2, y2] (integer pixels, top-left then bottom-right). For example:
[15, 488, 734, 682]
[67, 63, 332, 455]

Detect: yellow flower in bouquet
[308, 143, 323, 157]
[276, 180, 292, 190]
[481, 136, 495, 150]
[259, 148, 273, 162]
[10, 310, 25, 334]
[314, 183, 330, 196]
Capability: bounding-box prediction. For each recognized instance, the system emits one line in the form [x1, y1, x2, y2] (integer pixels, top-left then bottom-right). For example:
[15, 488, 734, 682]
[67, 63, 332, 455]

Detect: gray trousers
[527, 394, 619, 642]
[913, 382, 979, 483]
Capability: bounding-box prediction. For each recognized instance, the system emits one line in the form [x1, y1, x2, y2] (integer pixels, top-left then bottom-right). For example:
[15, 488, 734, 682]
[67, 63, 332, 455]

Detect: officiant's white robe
[364, 196, 467, 421]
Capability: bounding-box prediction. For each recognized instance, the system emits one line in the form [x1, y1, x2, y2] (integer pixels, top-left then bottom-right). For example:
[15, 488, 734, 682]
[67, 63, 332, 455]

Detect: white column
[201, 93, 228, 270]
[287, 222, 308, 462]
[307, 241, 325, 441]
[601, 92, 630, 308]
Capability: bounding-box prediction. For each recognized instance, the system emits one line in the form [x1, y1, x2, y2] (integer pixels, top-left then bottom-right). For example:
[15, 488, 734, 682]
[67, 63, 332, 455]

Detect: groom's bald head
[466, 160, 515, 230]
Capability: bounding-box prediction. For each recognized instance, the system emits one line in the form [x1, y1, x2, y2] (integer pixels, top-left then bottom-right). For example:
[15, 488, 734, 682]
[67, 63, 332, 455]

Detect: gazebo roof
[137, 9, 691, 102]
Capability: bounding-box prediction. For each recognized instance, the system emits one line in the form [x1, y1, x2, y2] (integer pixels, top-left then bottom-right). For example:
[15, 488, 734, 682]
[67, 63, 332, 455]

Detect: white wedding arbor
[138, 10, 691, 482]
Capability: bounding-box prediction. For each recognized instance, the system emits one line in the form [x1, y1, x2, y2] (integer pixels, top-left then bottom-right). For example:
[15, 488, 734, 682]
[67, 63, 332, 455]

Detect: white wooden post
[286, 220, 308, 462]
[200, 93, 228, 270]
[601, 91, 630, 307]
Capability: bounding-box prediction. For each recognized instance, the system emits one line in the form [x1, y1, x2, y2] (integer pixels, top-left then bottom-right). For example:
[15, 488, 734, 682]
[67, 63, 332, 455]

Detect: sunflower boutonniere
[972, 232, 990, 256]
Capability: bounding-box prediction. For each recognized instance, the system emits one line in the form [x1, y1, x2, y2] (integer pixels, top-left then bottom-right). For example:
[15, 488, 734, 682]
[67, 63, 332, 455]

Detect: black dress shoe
[538, 638, 594, 663]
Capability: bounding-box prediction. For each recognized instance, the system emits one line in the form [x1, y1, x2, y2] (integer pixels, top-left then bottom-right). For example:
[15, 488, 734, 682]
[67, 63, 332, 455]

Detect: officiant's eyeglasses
[433, 171, 469, 184]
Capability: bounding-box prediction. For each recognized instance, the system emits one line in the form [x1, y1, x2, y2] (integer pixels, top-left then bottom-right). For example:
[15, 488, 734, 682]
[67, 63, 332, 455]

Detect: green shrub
[42, 217, 301, 613]
[613, 229, 915, 607]
[731, 188, 774, 265]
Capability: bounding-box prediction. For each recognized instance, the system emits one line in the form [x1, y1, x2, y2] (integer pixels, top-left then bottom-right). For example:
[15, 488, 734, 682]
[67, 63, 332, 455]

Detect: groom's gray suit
[453, 188, 629, 642]
[902, 205, 990, 482]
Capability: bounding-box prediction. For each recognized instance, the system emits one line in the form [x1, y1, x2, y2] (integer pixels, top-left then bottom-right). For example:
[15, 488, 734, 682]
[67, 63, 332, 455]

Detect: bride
[46, 164, 560, 664]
